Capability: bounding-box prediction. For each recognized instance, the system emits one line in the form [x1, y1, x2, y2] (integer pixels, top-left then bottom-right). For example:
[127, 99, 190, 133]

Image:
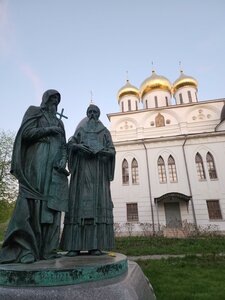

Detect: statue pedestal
[0, 253, 156, 299]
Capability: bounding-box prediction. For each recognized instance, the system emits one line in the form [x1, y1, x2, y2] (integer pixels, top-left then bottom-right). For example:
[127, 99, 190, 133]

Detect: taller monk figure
[61, 104, 115, 256]
[0, 90, 69, 264]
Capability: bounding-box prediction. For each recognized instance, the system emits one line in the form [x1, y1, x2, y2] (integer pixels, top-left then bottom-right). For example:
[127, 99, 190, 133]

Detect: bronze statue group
[0, 90, 116, 264]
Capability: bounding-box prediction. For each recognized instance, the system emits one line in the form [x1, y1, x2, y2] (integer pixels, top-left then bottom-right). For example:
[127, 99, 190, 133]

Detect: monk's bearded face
[87, 108, 99, 121]
[46, 94, 59, 114]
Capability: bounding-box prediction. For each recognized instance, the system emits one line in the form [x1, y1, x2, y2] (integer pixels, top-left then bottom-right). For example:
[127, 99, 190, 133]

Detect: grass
[114, 235, 225, 256]
[138, 255, 225, 300]
[114, 236, 225, 299]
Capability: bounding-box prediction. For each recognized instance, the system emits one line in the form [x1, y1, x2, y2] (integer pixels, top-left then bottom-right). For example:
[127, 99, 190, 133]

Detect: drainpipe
[142, 139, 155, 234]
[182, 135, 197, 227]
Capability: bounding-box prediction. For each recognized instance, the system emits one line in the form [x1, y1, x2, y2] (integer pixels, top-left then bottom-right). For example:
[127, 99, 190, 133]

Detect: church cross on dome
[151, 61, 155, 73]
[90, 90, 94, 105]
[126, 70, 129, 82]
[179, 61, 184, 73]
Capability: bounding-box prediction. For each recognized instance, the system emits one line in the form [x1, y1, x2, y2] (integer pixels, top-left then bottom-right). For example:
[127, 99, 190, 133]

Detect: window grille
[131, 158, 139, 184]
[206, 152, 217, 179]
[195, 153, 206, 180]
[122, 159, 129, 184]
[127, 203, 139, 222]
[168, 155, 178, 182]
[158, 156, 167, 183]
[206, 200, 222, 220]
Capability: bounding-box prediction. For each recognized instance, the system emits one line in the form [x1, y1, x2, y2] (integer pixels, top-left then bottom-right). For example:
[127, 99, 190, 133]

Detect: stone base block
[0, 260, 156, 299]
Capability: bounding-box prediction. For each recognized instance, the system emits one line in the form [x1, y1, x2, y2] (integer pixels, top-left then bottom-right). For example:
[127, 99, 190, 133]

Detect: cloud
[20, 63, 44, 103]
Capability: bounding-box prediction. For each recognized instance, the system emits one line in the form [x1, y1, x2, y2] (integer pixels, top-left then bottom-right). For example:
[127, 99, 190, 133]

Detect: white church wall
[119, 94, 140, 112]
[183, 136, 225, 230]
[142, 90, 172, 109]
[216, 120, 225, 131]
[174, 86, 197, 104]
[108, 98, 225, 235]
[147, 141, 190, 196]
[111, 146, 153, 226]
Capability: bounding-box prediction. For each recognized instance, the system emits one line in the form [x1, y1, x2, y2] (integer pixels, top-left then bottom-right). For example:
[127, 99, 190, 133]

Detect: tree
[0, 130, 17, 223]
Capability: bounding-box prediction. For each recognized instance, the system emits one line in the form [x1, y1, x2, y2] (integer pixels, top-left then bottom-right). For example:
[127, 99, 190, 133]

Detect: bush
[0, 199, 15, 223]
[0, 222, 8, 242]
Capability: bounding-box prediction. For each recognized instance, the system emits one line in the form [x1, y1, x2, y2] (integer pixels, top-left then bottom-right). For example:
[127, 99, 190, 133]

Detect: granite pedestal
[0, 253, 156, 299]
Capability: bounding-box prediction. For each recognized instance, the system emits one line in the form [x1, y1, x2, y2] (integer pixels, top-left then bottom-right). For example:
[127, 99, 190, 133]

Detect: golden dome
[117, 80, 139, 102]
[140, 70, 172, 98]
[173, 71, 198, 93]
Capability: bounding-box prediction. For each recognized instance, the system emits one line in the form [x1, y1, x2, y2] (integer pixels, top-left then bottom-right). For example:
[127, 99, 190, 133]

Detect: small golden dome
[140, 71, 172, 98]
[173, 71, 198, 93]
[117, 80, 139, 102]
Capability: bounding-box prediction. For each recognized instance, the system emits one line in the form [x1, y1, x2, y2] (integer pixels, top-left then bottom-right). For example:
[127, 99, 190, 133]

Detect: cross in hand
[57, 108, 68, 120]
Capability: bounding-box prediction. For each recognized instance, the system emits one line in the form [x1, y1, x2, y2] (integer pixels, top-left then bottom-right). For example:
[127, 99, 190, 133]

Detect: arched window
[145, 100, 148, 109]
[187, 90, 192, 103]
[122, 159, 129, 184]
[165, 96, 169, 106]
[121, 101, 124, 112]
[131, 158, 139, 184]
[195, 92, 198, 102]
[168, 155, 178, 182]
[128, 99, 131, 111]
[135, 101, 138, 110]
[154, 96, 158, 108]
[179, 93, 183, 104]
[158, 156, 167, 183]
[206, 152, 217, 179]
[195, 153, 206, 180]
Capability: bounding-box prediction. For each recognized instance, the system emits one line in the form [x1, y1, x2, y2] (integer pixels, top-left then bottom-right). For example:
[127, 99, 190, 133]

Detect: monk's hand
[74, 144, 92, 154]
[100, 149, 113, 157]
[57, 158, 67, 169]
[48, 126, 64, 135]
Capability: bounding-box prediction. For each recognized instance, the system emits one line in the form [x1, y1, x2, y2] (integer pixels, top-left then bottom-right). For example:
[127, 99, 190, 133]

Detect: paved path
[128, 253, 225, 261]
[128, 254, 186, 261]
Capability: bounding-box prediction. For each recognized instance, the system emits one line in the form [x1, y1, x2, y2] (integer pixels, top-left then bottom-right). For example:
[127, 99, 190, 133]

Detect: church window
[195, 92, 198, 101]
[206, 152, 217, 179]
[145, 100, 148, 109]
[165, 96, 169, 106]
[168, 155, 178, 182]
[126, 203, 139, 222]
[206, 200, 222, 220]
[122, 159, 129, 184]
[195, 153, 206, 180]
[154, 96, 158, 108]
[158, 156, 167, 183]
[131, 158, 139, 184]
[179, 93, 183, 104]
[128, 100, 131, 111]
[188, 91, 192, 103]
[135, 101, 138, 110]
[121, 101, 124, 112]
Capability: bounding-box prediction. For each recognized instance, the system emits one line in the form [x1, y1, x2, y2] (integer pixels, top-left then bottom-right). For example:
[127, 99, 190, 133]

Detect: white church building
[108, 69, 225, 236]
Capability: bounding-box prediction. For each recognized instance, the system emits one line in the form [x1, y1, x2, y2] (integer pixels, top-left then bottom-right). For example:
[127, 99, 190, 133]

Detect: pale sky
[1, 0, 225, 139]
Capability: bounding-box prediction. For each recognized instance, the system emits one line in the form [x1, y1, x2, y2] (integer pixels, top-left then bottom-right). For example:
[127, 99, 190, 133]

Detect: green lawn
[114, 236, 225, 299]
[138, 255, 225, 300]
[114, 236, 225, 256]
